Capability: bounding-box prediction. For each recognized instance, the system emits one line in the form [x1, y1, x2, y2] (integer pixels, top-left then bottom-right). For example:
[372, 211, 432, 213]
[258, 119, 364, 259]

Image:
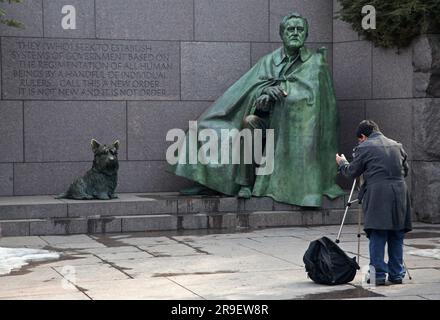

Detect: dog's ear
[91, 139, 101, 153]
[113, 140, 120, 151]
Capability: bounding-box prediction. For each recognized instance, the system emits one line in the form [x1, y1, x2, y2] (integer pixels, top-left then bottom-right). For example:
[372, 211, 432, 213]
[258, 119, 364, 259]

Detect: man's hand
[255, 94, 272, 112]
[263, 86, 288, 102]
[336, 153, 347, 165]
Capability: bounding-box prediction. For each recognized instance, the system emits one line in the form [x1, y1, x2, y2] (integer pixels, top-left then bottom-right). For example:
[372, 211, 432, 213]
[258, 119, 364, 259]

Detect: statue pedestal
[0, 192, 379, 237]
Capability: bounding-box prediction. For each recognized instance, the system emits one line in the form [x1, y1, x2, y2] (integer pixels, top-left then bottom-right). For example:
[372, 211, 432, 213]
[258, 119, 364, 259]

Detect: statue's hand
[262, 86, 287, 102]
[255, 94, 272, 112]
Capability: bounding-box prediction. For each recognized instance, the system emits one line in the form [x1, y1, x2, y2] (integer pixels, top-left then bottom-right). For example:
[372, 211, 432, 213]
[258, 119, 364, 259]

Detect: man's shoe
[388, 278, 403, 285]
[366, 278, 386, 286]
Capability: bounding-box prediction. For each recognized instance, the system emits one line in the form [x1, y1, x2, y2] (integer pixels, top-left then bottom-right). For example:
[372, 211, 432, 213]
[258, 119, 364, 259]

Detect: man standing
[336, 120, 412, 285]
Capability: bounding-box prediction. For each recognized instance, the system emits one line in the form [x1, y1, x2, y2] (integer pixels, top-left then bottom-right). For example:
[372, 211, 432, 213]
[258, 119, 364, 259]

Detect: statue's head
[279, 12, 308, 51]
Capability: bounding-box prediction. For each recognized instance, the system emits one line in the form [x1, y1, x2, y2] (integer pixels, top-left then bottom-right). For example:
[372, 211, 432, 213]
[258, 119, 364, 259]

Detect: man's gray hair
[279, 12, 309, 37]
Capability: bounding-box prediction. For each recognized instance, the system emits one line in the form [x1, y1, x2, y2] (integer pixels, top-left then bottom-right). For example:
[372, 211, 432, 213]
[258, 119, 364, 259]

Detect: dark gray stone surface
[413, 35, 440, 98]
[405, 161, 412, 196]
[270, 0, 332, 43]
[121, 214, 178, 232]
[181, 213, 208, 230]
[96, 0, 193, 41]
[366, 99, 413, 160]
[0, 101, 23, 162]
[208, 213, 237, 229]
[426, 71, 440, 98]
[195, 0, 268, 42]
[413, 36, 434, 72]
[321, 195, 346, 210]
[248, 211, 302, 228]
[30, 217, 87, 235]
[181, 42, 250, 100]
[0, 220, 30, 236]
[251, 42, 282, 66]
[65, 201, 133, 218]
[2, 37, 180, 100]
[272, 201, 302, 211]
[337, 100, 366, 161]
[24, 101, 126, 162]
[413, 98, 440, 161]
[0, 0, 43, 37]
[218, 197, 244, 212]
[0, 197, 67, 220]
[117, 161, 194, 193]
[322, 210, 342, 225]
[177, 197, 220, 214]
[332, 0, 359, 43]
[0, 164, 13, 196]
[413, 72, 431, 98]
[65, 195, 177, 218]
[87, 217, 122, 234]
[412, 161, 440, 223]
[333, 41, 372, 99]
[301, 210, 324, 226]
[127, 101, 209, 160]
[14, 162, 90, 196]
[372, 47, 413, 99]
[244, 197, 273, 211]
[43, 0, 95, 38]
[324, 209, 364, 225]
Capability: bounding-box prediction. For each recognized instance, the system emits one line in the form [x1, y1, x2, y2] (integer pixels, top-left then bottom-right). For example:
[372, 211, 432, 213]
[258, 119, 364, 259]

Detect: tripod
[335, 178, 412, 280]
[335, 178, 362, 264]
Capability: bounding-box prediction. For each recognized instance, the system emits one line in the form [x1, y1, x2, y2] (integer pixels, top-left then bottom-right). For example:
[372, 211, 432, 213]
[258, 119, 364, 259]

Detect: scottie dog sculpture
[56, 139, 119, 200]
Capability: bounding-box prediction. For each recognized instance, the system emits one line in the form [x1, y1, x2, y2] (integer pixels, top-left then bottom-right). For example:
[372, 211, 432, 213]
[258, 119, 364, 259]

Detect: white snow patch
[408, 249, 440, 260]
[0, 247, 61, 276]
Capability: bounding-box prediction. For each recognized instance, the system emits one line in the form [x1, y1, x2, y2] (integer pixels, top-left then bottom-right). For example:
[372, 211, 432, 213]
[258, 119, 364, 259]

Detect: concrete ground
[0, 222, 439, 300]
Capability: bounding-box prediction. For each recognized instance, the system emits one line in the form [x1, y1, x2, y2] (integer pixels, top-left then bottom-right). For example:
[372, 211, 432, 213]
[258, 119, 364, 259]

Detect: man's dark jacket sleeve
[338, 146, 366, 179]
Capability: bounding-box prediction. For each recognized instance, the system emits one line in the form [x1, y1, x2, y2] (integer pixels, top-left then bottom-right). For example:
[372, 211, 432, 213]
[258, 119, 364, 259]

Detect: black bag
[303, 236, 360, 285]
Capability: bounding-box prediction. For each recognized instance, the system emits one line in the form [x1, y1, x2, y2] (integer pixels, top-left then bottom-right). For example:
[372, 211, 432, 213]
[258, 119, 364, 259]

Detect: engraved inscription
[2, 37, 180, 100]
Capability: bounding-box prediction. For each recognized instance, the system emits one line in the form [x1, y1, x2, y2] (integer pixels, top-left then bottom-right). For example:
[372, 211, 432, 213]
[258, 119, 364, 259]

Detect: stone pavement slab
[81, 278, 201, 300]
[39, 255, 105, 267]
[137, 243, 204, 257]
[348, 295, 427, 300]
[95, 251, 153, 261]
[168, 269, 354, 300]
[421, 294, 440, 300]
[52, 264, 131, 285]
[0, 222, 439, 300]
[2, 292, 89, 300]
[0, 236, 48, 248]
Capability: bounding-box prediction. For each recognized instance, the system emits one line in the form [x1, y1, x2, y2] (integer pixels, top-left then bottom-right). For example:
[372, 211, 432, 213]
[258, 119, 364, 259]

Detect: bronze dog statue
[56, 139, 119, 200]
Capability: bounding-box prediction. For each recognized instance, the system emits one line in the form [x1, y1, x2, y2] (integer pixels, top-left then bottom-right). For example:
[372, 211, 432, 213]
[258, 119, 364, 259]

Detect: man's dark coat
[339, 132, 412, 234]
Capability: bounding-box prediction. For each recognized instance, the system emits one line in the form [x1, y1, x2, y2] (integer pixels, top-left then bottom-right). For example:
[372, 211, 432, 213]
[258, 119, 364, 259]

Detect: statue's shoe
[179, 185, 219, 196]
[237, 186, 252, 199]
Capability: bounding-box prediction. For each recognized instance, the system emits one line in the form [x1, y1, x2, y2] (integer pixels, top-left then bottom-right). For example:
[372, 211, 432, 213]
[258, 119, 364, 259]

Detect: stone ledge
[0, 192, 351, 220]
[0, 192, 369, 236]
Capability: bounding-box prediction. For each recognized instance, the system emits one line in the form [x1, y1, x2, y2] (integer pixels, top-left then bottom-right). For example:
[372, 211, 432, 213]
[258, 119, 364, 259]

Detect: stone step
[0, 192, 370, 236]
[0, 209, 364, 237]
[0, 192, 357, 220]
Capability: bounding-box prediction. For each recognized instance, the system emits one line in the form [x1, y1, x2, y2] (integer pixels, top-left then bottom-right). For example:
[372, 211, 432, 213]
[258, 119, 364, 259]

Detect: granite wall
[411, 35, 440, 223]
[333, 0, 440, 222]
[0, 0, 437, 222]
[0, 0, 333, 196]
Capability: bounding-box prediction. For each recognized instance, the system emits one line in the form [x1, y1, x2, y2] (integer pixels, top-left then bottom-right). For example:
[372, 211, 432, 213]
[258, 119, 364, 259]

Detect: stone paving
[0, 222, 439, 300]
